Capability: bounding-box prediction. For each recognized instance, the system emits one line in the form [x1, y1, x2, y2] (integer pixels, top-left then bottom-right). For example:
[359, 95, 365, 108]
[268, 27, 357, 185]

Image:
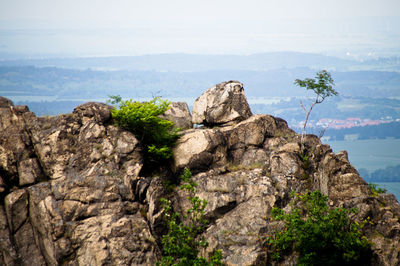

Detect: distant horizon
[1, 49, 400, 62]
[1, 0, 400, 60]
[1, 14, 400, 59]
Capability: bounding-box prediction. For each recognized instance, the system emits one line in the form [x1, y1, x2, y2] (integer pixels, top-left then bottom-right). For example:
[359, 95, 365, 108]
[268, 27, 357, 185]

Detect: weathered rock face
[0, 101, 158, 265]
[192, 81, 252, 126]
[160, 102, 192, 130]
[1, 80, 400, 266]
[173, 114, 296, 174]
[173, 128, 400, 265]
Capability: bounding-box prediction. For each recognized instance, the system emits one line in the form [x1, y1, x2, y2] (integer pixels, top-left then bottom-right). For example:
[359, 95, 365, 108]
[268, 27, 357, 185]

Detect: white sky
[0, 0, 400, 56]
[1, 0, 400, 28]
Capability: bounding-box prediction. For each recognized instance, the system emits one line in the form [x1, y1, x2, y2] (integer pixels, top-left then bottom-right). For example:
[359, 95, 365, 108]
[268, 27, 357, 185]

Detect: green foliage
[294, 70, 338, 104]
[158, 169, 223, 266]
[106, 94, 122, 106]
[368, 183, 387, 197]
[265, 190, 371, 265]
[295, 70, 338, 149]
[110, 96, 179, 167]
[297, 152, 311, 169]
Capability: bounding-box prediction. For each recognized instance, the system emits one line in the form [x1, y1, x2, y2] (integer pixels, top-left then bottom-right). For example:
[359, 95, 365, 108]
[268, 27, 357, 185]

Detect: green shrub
[368, 183, 387, 197]
[158, 169, 223, 266]
[265, 190, 371, 265]
[110, 96, 179, 168]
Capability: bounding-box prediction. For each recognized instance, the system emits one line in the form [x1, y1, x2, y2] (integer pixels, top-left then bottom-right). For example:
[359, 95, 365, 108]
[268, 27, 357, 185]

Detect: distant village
[292, 117, 399, 130]
[290, 117, 400, 141]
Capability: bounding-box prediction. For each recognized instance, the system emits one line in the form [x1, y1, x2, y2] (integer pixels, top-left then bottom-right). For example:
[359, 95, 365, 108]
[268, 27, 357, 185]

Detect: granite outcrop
[0, 80, 399, 265]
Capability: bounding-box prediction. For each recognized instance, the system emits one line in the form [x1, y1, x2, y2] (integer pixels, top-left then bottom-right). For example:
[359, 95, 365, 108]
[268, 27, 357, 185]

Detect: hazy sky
[1, 0, 400, 57]
[1, 0, 400, 25]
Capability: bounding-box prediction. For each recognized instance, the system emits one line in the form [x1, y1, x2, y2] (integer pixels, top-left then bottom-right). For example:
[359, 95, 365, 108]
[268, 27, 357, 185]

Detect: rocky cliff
[0, 81, 399, 265]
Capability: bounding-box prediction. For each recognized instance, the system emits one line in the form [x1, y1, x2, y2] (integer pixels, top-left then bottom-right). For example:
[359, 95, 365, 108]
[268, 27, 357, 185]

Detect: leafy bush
[110, 96, 179, 168]
[158, 169, 223, 266]
[368, 183, 387, 197]
[265, 190, 371, 265]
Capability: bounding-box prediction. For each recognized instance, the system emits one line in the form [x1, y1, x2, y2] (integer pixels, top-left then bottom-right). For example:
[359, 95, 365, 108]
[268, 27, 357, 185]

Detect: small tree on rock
[294, 70, 337, 150]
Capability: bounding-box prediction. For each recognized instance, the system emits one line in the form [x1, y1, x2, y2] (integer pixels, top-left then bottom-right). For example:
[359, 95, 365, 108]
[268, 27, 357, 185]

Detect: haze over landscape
[1, 0, 400, 58]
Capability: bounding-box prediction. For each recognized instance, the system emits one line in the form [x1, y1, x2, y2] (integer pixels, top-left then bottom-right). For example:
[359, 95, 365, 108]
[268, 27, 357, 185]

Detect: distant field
[326, 139, 400, 172]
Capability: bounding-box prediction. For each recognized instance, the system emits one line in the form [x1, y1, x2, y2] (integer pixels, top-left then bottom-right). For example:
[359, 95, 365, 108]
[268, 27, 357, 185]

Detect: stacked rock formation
[0, 80, 399, 265]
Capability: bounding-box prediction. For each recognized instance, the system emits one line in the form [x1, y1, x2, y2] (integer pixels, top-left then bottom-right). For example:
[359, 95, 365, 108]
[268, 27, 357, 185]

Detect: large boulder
[192, 81, 252, 126]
